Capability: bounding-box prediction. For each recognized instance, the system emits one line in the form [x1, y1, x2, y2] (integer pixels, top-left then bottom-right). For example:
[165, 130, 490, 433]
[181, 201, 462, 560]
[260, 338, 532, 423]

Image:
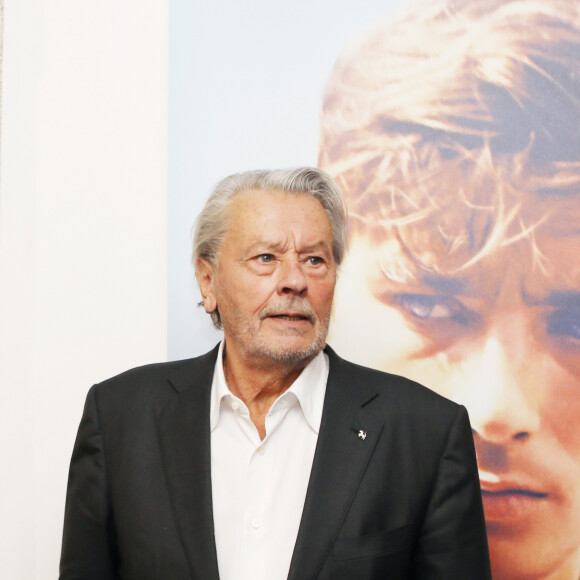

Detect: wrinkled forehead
[221, 188, 293, 239]
[224, 187, 319, 222]
[221, 188, 334, 249]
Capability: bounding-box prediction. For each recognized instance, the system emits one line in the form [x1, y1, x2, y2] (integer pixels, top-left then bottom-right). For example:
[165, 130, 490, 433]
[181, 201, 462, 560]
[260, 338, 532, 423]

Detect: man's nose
[276, 257, 308, 295]
[454, 323, 541, 447]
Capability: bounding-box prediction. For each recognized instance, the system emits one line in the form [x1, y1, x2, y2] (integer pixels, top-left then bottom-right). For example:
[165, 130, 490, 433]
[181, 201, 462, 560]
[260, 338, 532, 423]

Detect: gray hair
[193, 167, 348, 328]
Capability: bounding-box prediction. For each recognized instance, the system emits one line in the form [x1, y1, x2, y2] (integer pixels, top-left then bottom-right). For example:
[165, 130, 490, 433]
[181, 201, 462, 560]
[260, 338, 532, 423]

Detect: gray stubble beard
[225, 305, 332, 369]
[252, 311, 331, 367]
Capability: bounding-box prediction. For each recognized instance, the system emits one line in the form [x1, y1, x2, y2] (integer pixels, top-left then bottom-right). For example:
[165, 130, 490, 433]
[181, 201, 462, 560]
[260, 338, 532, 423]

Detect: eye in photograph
[391, 293, 479, 329]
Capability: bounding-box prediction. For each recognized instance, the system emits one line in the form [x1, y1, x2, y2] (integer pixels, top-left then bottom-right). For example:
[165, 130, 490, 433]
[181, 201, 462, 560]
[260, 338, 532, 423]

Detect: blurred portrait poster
[321, 1, 580, 578]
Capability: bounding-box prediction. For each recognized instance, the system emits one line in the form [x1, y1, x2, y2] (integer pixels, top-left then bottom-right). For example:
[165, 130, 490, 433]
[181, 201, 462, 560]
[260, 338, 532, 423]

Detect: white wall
[0, 1, 168, 577]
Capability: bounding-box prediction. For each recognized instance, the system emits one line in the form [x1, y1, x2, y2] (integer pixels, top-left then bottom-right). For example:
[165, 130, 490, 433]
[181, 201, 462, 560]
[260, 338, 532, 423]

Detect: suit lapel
[288, 348, 385, 580]
[154, 346, 385, 580]
[156, 347, 220, 580]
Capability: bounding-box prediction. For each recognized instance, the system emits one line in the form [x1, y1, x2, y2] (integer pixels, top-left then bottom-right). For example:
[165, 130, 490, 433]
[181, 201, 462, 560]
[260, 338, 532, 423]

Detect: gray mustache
[259, 301, 316, 321]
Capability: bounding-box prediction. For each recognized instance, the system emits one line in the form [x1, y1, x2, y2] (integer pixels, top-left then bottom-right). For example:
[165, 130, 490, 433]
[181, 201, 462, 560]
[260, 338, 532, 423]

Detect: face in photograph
[319, 1, 580, 577]
[329, 198, 580, 579]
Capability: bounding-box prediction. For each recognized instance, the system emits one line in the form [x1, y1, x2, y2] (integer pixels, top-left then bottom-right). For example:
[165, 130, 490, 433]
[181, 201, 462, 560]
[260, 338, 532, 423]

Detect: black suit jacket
[60, 345, 491, 579]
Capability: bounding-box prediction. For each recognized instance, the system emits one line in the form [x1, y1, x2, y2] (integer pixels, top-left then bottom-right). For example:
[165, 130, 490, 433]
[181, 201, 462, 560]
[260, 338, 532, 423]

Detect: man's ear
[195, 258, 218, 314]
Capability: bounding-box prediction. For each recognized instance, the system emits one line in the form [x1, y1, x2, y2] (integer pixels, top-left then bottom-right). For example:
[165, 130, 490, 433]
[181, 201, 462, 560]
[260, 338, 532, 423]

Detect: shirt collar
[210, 340, 328, 434]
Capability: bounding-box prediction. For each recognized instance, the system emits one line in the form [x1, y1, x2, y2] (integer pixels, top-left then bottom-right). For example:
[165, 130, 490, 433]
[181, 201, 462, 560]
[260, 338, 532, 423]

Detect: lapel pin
[358, 429, 367, 441]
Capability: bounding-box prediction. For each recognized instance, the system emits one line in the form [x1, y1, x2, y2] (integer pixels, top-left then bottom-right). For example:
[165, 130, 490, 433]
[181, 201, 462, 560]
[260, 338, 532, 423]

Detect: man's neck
[222, 346, 312, 440]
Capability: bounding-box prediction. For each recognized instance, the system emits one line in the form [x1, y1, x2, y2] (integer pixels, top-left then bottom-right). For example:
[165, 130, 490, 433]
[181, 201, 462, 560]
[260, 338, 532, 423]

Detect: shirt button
[252, 519, 260, 529]
[231, 401, 240, 411]
[257, 446, 265, 456]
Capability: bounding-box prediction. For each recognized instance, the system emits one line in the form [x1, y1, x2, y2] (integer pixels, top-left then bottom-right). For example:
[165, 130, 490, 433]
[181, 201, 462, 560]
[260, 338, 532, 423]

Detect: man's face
[329, 230, 580, 579]
[197, 189, 336, 368]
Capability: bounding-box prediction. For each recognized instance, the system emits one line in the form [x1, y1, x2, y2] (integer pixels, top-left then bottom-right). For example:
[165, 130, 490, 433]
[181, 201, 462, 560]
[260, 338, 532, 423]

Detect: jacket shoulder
[92, 345, 220, 405]
[325, 345, 462, 418]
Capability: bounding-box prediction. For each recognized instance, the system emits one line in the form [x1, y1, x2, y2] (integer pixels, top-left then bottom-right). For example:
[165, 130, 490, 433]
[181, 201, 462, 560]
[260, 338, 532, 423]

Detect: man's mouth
[480, 481, 550, 525]
[259, 301, 317, 326]
[479, 475, 549, 499]
[481, 488, 548, 499]
[268, 313, 312, 322]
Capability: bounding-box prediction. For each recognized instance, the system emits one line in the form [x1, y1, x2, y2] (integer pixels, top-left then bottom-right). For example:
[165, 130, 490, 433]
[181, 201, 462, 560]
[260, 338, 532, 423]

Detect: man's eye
[256, 254, 274, 263]
[307, 256, 323, 266]
[547, 310, 580, 341]
[393, 294, 475, 327]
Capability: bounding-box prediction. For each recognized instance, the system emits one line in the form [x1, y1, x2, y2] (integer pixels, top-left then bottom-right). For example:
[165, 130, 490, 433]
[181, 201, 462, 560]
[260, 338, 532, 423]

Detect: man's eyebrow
[244, 240, 331, 254]
[419, 273, 467, 295]
[380, 266, 469, 294]
[299, 241, 332, 253]
[244, 240, 284, 253]
[528, 291, 580, 309]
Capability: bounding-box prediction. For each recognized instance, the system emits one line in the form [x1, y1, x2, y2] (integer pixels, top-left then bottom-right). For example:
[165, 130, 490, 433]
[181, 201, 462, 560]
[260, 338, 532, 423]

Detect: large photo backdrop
[170, 1, 580, 578]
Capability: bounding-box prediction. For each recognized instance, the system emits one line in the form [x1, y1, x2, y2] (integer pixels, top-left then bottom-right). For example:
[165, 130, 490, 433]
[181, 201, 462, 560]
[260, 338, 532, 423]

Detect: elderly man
[60, 167, 490, 579]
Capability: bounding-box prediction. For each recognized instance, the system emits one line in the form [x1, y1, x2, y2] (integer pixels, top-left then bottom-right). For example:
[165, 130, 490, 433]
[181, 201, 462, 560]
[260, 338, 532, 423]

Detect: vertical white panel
[0, 0, 168, 577]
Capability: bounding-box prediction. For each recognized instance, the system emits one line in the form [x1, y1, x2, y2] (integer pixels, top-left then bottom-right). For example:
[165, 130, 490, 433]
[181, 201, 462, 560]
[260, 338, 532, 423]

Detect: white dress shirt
[210, 340, 329, 580]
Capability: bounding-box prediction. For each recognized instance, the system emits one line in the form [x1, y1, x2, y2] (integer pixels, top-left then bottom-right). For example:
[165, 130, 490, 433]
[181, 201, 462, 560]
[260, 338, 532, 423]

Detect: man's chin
[255, 334, 326, 366]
